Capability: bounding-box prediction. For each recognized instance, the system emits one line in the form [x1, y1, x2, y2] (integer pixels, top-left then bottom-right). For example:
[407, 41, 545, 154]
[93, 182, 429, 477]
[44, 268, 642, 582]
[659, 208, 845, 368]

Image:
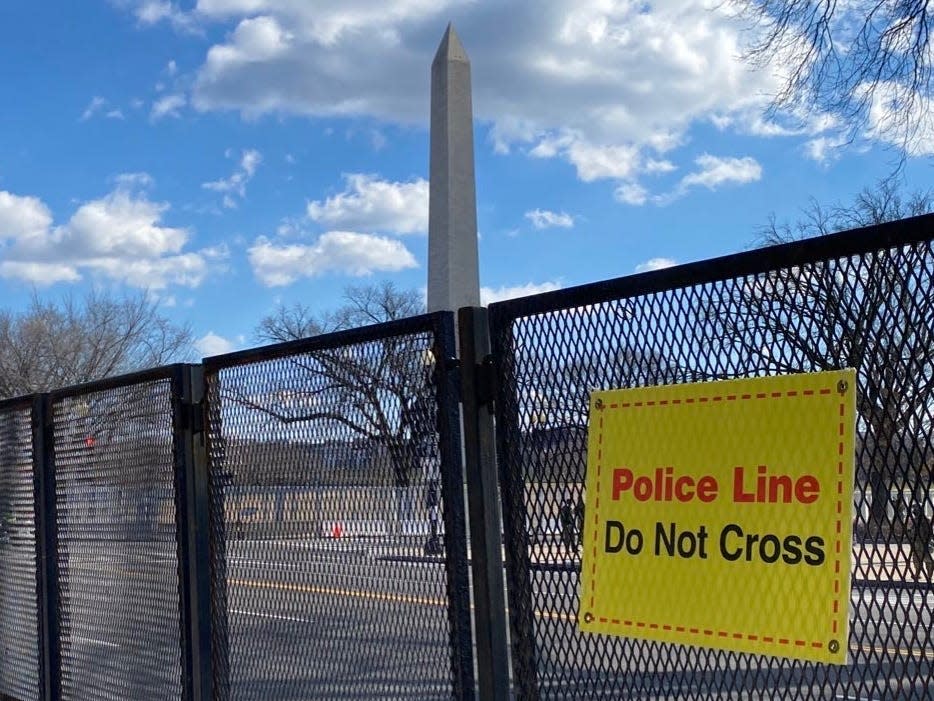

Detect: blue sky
[0, 0, 930, 357]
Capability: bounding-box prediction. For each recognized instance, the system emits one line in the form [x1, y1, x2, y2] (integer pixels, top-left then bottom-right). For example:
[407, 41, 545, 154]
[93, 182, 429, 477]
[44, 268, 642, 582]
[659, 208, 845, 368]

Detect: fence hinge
[475, 354, 498, 408]
[182, 399, 205, 434]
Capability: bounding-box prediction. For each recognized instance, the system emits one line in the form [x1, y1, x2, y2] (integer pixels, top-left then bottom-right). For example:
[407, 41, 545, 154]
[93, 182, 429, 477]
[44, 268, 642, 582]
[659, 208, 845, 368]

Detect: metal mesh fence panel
[204, 313, 472, 701]
[489, 216, 934, 700]
[0, 400, 40, 701]
[51, 375, 185, 701]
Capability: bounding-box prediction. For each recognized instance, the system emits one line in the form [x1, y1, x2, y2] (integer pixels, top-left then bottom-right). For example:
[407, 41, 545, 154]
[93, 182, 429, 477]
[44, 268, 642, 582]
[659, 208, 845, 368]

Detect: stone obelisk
[427, 24, 480, 313]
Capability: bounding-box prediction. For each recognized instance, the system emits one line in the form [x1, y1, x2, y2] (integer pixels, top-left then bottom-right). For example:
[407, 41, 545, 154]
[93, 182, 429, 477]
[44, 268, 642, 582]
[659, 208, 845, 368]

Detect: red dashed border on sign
[588, 386, 845, 653]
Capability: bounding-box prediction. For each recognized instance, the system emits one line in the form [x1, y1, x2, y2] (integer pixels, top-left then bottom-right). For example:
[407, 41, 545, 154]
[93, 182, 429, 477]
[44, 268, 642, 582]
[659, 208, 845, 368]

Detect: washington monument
[427, 24, 481, 313]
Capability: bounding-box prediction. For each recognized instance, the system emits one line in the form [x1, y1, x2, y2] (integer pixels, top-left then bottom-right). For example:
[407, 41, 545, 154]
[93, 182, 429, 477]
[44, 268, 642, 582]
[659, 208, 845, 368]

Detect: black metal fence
[0, 216, 933, 700]
[43, 369, 195, 701]
[0, 398, 40, 701]
[488, 214, 934, 699]
[202, 313, 472, 700]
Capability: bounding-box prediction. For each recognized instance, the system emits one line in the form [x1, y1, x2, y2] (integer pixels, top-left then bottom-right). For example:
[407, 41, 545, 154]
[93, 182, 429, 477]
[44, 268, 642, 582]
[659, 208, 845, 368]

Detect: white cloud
[197, 15, 293, 92]
[87, 253, 211, 288]
[642, 153, 761, 205]
[202, 148, 263, 206]
[115, 0, 199, 33]
[196, 331, 238, 356]
[65, 190, 187, 258]
[185, 1, 795, 186]
[0, 177, 218, 288]
[861, 81, 934, 156]
[248, 231, 418, 286]
[137, 0, 176, 22]
[678, 154, 762, 191]
[0, 191, 53, 241]
[0, 261, 82, 285]
[151, 93, 186, 121]
[645, 159, 677, 174]
[481, 281, 562, 305]
[346, 127, 389, 151]
[114, 172, 155, 188]
[307, 174, 428, 235]
[489, 116, 539, 154]
[80, 97, 126, 121]
[81, 96, 107, 121]
[525, 209, 574, 229]
[622, 153, 762, 206]
[530, 132, 641, 181]
[614, 182, 648, 206]
[370, 129, 387, 151]
[804, 134, 849, 164]
[566, 140, 641, 182]
[635, 257, 677, 273]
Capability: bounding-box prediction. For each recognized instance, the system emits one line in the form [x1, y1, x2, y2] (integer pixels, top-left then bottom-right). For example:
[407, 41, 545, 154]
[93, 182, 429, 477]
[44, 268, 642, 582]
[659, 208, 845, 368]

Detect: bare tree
[736, 0, 933, 155]
[524, 345, 691, 433]
[712, 180, 934, 534]
[512, 302, 699, 485]
[0, 291, 191, 541]
[248, 282, 431, 492]
[256, 283, 423, 343]
[0, 290, 192, 399]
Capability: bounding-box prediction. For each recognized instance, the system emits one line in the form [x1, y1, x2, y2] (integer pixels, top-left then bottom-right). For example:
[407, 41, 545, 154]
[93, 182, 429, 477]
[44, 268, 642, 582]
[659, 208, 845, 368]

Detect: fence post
[32, 394, 61, 701]
[458, 307, 510, 700]
[173, 365, 214, 701]
[434, 313, 477, 700]
[486, 308, 541, 701]
[202, 369, 231, 701]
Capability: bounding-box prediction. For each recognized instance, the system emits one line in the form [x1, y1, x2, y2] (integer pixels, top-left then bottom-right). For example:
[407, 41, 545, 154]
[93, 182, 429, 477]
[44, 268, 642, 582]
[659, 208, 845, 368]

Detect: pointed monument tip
[433, 22, 469, 64]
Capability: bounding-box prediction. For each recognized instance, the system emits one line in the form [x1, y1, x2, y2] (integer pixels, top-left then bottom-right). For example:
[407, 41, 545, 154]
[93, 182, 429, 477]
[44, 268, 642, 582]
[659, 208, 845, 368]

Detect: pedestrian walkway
[855, 543, 934, 586]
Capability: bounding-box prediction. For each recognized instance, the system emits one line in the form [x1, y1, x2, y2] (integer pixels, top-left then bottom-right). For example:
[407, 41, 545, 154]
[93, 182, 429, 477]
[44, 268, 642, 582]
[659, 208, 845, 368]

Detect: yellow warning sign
[579, 370, 855, 664]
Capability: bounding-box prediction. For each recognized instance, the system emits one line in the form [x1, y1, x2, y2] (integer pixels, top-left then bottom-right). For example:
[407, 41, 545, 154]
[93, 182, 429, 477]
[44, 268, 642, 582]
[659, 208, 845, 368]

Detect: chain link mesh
[204, 316, 469, 700]
[0, 400, 40, 701]
[51, 378, 185, 701]
[490, 228, 934, 699]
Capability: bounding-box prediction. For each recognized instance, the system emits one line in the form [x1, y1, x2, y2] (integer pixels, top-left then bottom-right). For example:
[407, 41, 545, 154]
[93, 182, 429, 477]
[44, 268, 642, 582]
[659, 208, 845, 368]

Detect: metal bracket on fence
[181, 399, 205, 435]
[174, 365, 215, 701]
[32, 394, 61, 701]
[458, 306, 511, 701]
[475, 355, 498, 410]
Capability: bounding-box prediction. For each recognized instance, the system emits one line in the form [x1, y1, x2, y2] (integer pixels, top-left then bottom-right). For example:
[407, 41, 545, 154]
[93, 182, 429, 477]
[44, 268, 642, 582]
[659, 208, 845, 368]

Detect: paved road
[219, 539, 457, 700]
[0, 542, 40, 701]
[528, 568, 933, 699]
[2, 536, 933, 700]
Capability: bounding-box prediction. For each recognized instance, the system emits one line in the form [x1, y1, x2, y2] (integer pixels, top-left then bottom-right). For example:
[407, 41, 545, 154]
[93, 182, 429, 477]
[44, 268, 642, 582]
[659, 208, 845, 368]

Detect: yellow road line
[539, 608, 576, 622]
[228, 578, 448, 608]
[230, 577, 933, 662]
[855, 643, 934, 662]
